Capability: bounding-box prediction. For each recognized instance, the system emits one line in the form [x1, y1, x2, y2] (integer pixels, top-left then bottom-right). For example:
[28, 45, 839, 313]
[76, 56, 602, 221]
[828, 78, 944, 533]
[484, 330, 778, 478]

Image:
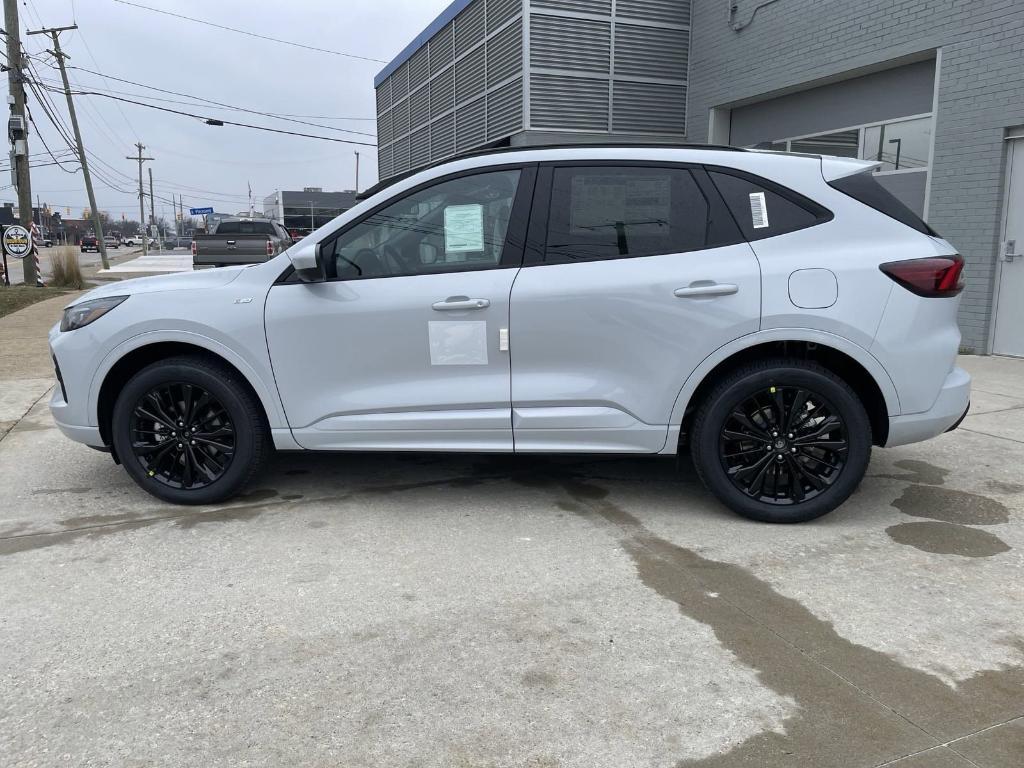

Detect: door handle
[432, 297, 491, 311]
[674, 282, 739, 298]
[1004, 240, 1022, 262]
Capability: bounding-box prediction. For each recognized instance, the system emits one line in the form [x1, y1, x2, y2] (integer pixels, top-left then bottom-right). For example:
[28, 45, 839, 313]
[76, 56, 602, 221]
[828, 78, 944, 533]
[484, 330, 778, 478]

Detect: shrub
[48, 246, 84, 289]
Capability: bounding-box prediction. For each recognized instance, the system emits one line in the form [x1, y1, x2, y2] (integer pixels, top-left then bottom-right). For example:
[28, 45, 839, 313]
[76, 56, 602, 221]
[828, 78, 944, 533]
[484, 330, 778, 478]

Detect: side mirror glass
[287, 239, 323, 282]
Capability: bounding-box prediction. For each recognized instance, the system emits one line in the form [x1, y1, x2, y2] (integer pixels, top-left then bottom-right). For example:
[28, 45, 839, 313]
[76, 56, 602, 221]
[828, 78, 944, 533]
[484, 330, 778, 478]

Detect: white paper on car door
[428, 321, 488, 365]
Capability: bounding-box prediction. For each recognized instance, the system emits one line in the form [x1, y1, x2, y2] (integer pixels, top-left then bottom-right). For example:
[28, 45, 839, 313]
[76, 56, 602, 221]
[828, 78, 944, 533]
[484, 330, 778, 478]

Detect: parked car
[103, 234, 120, 249]
[48, 146, 970, 522]
[122, 235, 155, 247]
[191, 218, 292, 268]
[79, 234, 98, 253]
[165, 236, 194, 250]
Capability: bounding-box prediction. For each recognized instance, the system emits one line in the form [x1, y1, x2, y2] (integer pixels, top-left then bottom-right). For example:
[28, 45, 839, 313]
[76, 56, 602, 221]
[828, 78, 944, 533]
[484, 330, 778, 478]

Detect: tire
[111, 356, 269, 505]
[690, 359, 871, 523]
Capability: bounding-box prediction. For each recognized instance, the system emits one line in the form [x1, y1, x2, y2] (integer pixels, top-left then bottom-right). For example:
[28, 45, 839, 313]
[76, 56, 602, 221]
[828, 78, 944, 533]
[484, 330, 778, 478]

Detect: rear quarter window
[708, 169, 832, 241]
[827, 171, 938, 236]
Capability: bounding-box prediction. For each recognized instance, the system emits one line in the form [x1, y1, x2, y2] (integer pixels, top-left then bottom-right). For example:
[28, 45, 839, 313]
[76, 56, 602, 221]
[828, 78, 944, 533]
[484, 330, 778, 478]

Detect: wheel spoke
[785, 389, 809, 433]
[729, 412, 771, 439]
[784, 456, 806, 501]
[793, 416, 841, 443]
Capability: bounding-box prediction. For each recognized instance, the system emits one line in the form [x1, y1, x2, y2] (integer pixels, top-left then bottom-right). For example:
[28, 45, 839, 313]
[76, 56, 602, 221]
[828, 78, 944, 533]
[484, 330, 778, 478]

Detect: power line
[112, 0, 388, 64]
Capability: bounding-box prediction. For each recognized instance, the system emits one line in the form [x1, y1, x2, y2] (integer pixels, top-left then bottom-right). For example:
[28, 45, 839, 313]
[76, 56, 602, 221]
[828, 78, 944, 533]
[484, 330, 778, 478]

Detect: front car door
[265, 165, 535, 451]
[509, 163, 761, 453]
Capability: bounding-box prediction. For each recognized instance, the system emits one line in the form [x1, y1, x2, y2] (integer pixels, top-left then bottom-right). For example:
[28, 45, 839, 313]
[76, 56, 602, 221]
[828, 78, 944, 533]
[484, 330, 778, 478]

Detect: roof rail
[357, 141, 746, 200]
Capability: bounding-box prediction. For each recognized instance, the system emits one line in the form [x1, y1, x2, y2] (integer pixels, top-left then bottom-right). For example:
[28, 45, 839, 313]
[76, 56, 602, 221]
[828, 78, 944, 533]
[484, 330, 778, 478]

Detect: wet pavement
[0, 355, 1022, 766]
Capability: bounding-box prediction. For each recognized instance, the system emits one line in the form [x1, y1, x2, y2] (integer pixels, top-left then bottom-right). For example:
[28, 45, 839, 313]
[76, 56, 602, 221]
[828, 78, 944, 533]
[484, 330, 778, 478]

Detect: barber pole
[29, 221, 44, 287]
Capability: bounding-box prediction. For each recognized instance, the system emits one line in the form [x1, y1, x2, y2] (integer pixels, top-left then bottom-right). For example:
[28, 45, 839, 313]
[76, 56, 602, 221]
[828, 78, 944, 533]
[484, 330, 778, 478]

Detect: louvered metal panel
[612, 81, 686, 134]
[487, 77, 523, 139]
[410, 86, 431, 127]
[531, 74, 609, 130]
[377, 108, 393, 147]
[531, 14, 610, 73]
[409, 47, 430, 90]
[431, 113, 456, 160]
[391, 97, 411, 140]
[615, 24, 688, 81]
[454, 0, 485, 58]
[531, 0, 611, 14]
[391, 63, 409, 101]
[377, 144, 393, 181]
[617, 0, 690, 26]
[430, 66, 455, 118]
[392, 135, 412, 175]
[376, 79, 391, 113]
[430, 23, 454, 74]
[455, 46, 486, 104]
[411, 127, 431, 168]
[487, 0, 521, 32]
[487, 18, 522, 87]
[456, 97, 487, 151]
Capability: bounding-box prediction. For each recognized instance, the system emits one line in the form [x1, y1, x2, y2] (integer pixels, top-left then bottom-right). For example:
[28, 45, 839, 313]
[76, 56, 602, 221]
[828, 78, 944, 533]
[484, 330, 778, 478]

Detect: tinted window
[543, 166, 731, 263]
[708, 170, 829, 241]
[325, 169, 520, 280]
[216, 221, 276, 235]
[828, 170, 937, 236]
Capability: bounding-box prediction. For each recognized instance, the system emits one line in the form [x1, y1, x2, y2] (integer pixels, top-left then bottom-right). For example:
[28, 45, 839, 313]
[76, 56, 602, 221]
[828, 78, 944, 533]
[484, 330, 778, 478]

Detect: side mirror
[287, 239, 324, 282]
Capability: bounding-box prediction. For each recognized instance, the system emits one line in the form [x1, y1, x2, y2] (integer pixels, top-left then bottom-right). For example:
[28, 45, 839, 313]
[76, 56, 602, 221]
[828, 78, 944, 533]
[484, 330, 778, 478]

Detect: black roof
[357, 142, 746, 200]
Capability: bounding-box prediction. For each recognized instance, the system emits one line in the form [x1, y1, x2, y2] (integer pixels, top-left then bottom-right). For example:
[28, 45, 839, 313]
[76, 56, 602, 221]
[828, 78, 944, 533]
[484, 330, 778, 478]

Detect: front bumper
[50, 386, 105, 447]
[885, 366, 971, 448]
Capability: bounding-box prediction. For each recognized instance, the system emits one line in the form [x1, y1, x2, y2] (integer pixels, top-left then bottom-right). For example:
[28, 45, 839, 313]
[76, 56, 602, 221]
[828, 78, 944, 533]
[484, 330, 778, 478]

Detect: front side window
[325, 170, 520, 280]
[543, 166, 729, 264]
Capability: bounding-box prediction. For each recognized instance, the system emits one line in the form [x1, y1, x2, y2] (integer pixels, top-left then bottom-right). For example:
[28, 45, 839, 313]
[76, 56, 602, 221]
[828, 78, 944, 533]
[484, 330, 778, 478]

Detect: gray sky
[9, 0, 450, 223]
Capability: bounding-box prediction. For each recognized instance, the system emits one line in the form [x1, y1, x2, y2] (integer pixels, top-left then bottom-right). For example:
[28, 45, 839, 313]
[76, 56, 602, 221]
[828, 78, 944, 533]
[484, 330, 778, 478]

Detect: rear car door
[509, 163, 761, 453]
[265, 166, 534, 451]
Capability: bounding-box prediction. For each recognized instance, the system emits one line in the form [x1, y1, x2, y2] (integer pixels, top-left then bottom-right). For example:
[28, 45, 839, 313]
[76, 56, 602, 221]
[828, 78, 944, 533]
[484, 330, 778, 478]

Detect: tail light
[266, 239, 274, 257]
[191, 240, 197, 257]
[879, 255, 964, 297]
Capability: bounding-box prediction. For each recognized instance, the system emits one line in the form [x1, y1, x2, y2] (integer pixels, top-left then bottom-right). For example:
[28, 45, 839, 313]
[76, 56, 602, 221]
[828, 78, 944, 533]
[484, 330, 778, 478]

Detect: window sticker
[749, 192, 769, 229]
[428, 321, 488, 365]
[444, 204, 485, 253]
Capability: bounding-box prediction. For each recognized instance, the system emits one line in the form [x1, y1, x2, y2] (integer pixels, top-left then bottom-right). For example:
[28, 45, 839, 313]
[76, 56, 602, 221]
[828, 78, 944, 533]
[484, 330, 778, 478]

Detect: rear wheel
[111, 356, 269, 505]
[690, 360, 871, 523]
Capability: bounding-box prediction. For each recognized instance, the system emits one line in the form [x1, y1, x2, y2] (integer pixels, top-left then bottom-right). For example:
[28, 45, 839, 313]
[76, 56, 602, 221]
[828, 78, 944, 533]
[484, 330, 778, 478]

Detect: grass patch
[49, 246, 85, 289]
[0, 285, 75, 318]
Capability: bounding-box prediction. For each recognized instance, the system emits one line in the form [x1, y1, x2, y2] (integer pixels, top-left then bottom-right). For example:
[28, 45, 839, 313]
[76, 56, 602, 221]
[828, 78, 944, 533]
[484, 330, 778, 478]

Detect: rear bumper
[885, 366, 971, 448]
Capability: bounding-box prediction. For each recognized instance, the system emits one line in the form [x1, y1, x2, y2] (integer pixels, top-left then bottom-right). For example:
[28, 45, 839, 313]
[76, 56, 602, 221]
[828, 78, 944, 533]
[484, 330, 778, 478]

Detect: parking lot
[1, 297, 1022, 767]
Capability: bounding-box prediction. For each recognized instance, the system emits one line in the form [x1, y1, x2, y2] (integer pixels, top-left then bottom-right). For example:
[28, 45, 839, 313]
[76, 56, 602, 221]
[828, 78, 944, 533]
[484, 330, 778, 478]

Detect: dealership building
[374, 0, 1024, 355]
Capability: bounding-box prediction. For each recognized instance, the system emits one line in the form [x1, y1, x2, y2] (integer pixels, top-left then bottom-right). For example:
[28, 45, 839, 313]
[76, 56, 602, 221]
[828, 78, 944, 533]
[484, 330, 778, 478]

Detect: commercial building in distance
[264, 188, 359, 238]
[374, 0, 1024, 355]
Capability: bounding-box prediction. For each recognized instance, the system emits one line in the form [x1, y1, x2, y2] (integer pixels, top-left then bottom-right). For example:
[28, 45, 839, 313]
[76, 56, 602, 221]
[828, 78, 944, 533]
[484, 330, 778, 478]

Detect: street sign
[3, 224, 31, 259]
[190, 207, 214, 216]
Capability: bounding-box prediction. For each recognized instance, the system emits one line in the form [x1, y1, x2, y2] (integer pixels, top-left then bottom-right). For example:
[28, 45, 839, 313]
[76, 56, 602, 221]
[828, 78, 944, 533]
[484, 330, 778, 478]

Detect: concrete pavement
[0, 294, 1022, 767]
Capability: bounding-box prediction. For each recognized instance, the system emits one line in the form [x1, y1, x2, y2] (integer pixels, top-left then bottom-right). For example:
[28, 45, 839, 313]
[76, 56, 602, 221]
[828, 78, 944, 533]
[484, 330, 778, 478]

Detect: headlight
[60, 296, 129, 332]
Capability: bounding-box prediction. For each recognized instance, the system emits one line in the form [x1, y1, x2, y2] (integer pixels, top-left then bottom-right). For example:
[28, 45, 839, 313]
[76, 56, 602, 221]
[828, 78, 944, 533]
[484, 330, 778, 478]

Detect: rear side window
[708, 169, 831, 241]
[542, 166, 738, 264]
[828, 171, 938, 236]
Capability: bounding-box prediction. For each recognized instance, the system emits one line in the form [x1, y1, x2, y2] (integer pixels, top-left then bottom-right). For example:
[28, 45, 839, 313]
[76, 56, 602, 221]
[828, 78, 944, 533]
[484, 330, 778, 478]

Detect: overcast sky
[7, 0, 450, 223]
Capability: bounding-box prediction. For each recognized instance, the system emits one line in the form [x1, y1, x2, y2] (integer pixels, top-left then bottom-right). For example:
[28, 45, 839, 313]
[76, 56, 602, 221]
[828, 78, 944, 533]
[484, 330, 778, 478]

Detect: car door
[509, 163, 761, 453]
[265, 165, 534, 451]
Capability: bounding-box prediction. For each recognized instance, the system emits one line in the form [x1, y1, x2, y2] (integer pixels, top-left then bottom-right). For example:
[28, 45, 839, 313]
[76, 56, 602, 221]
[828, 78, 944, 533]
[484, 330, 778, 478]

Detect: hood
[68, 266, 248, 306]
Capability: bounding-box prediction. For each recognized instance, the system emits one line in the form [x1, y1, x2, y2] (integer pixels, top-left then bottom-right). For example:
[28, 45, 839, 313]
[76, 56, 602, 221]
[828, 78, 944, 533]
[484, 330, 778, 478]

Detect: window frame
[523, 160, 744, 267]
[303, 162, 538, 284]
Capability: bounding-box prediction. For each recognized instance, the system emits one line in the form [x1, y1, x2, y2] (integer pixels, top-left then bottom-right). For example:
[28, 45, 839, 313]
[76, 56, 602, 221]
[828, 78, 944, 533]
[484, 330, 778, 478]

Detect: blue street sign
[189, 207, 214, 216]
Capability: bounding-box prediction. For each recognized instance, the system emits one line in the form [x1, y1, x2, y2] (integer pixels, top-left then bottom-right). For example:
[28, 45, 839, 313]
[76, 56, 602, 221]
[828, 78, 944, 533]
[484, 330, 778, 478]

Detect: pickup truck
[192, 218, 292, 268]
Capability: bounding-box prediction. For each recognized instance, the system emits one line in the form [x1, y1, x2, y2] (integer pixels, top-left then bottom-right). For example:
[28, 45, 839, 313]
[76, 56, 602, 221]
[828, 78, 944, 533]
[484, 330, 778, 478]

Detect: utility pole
[354, 151, 360, 193]
[148, 166, 162, 250]
[5, 0, 38, 284]
[127, 142, 153, 256]
[29, 24, 110, 270]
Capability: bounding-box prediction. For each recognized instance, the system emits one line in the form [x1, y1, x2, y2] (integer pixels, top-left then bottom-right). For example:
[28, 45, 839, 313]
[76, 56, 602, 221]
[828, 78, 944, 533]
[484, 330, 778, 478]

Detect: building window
[789, 129, 860, 158]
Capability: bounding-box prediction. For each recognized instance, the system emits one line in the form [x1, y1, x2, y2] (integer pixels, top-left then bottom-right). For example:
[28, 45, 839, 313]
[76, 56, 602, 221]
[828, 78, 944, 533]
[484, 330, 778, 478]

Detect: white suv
[48, 146, 970, 522]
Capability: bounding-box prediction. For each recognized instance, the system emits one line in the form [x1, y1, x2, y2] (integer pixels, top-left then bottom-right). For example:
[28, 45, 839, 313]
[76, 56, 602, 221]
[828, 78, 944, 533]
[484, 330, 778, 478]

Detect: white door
[993, 137, 1024, 356]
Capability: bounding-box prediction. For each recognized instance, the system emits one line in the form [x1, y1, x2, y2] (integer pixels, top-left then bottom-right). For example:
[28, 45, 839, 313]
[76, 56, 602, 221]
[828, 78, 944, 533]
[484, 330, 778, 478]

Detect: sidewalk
[0, 292, 76, 439]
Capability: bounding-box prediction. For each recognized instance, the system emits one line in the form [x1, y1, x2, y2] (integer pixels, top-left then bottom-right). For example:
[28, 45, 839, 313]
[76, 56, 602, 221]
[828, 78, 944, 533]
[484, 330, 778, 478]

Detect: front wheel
[690, 360, 871, 523]
[111, 356, 269, 505]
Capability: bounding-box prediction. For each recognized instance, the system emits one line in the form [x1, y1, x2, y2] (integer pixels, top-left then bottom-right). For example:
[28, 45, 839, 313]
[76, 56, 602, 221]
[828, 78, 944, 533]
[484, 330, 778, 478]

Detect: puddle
[892, 485, 1009, 525]
[886, 522, 1011, 558]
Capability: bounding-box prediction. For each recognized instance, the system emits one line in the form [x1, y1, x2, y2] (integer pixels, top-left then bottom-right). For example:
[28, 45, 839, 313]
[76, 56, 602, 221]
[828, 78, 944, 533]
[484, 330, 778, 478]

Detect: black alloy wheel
[719, 386, 848, 505]
[129, 383, 236, 490]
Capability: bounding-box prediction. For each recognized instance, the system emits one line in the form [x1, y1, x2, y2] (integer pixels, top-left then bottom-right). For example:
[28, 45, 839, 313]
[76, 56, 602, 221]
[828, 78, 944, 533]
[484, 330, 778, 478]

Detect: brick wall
[688, 0, 1024, 352]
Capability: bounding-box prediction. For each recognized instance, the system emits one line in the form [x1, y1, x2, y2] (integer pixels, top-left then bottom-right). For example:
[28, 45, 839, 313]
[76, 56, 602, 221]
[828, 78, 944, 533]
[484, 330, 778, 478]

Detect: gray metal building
[264, 188, 359, 237]
[376, 0, 1024, 355]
